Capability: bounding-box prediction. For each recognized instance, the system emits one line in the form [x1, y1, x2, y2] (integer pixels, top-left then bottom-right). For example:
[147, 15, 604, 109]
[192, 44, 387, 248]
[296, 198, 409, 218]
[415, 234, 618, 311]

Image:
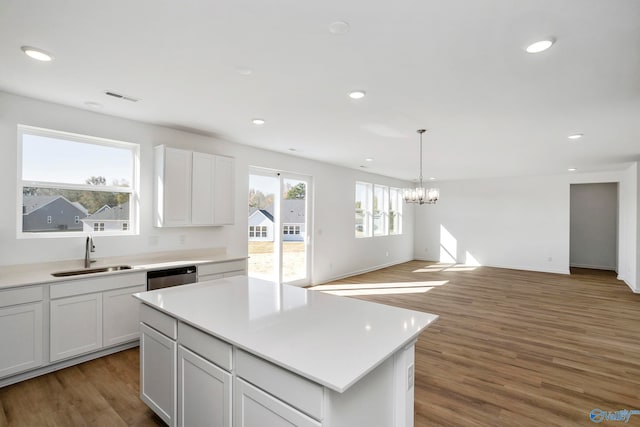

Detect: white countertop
[0, 248, 246, 289]
[133, 276, 438, 393]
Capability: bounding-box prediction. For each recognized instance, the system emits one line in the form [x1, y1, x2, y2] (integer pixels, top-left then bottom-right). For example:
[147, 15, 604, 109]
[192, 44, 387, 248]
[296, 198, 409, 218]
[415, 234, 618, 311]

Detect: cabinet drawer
[50, 272, 146, 299]
[236, 350, 323, 420]
[0, 286, 43, 308]
[198, 273, 223, 282]
[178, 322, 232, 371]
[140, 304, 177, 339]
[234, 378, 321, 427]
[198, 260, 246, 277]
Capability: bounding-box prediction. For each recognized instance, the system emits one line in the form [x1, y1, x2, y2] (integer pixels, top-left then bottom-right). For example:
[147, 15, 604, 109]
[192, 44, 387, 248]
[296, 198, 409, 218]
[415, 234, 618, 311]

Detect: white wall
[414, 175, 571, 274]
[569, 183, 618, 270]
[0, 91, 414, 285]
[414, 167, 639, 291]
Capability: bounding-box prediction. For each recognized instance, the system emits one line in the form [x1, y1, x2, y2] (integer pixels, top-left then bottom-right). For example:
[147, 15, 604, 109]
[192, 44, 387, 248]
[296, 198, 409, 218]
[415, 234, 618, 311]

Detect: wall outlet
[179, 235, 186, 245]
[149, 236, 158, 246]
[548, 256, 553, 262]
[385, 251, 389, 257]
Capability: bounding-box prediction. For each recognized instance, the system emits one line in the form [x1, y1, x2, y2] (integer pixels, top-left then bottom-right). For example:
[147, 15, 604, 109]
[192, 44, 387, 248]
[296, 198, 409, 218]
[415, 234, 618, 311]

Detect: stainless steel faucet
[85, 236, 96, 268]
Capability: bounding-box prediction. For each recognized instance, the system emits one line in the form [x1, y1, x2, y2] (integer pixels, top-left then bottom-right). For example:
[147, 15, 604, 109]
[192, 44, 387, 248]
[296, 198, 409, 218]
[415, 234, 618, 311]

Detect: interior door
[248, 169, 311, 286]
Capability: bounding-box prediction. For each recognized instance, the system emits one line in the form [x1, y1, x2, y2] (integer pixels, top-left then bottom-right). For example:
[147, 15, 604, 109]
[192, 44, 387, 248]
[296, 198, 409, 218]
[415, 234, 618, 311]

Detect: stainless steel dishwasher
[146, 265, 197, 290]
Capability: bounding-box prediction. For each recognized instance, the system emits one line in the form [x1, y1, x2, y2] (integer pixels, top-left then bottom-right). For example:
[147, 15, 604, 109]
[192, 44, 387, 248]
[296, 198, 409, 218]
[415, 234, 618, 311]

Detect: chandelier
[403, 129, 439, 205]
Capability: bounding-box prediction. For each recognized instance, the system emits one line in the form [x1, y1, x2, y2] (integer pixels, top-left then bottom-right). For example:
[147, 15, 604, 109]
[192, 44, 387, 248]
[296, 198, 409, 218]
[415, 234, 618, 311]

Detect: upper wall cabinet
[155, 145, 235, 227]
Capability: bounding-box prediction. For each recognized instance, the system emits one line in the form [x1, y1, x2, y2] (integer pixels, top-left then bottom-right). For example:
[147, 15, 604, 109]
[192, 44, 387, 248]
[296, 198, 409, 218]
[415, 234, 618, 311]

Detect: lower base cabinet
[50, 293, 102, 362]
[103, 285, 146, 346]
[178, 346, 231, 427]
[141, 323, 176, 426]
[0, 301, 43, 378]
[234, 378, 321, 427]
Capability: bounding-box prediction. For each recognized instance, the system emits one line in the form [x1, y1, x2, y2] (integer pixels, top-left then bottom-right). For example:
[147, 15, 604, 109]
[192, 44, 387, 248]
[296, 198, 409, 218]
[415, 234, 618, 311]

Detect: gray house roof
[85, 202, 130, 220]
[248, 200, 304, 224]
[282, 199, 304, 223]
[23, 195, 88, 215]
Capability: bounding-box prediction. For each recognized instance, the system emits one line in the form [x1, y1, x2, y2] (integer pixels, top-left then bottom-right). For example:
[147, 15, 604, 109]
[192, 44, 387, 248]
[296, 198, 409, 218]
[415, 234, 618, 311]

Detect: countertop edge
[0, 250, 247, 289]
[133, 295, 438, 393]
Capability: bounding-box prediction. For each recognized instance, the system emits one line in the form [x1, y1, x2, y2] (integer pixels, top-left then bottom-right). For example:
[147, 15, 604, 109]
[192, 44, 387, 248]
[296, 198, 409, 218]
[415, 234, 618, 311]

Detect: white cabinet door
[0, 302, 43, 378]
[141, 323, 177, 426]
[213, 155, 234, 225]
[234, 379, 321, 427]
[178, 346, 231, 427]
[50, 293, 102, 362]
[103, 284, 146, 347]
[191, 151, 215, 225]
[156, 145, 192, 227]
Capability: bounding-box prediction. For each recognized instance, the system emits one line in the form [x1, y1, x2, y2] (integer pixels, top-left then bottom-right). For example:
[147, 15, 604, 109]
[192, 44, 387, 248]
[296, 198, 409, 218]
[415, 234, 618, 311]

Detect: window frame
[17, 125, 140, 239]
[355, 181, 403, 238]
[373, 185, 389, 236]
[389, 187, 403, 235]
[355, 181, 373, 238]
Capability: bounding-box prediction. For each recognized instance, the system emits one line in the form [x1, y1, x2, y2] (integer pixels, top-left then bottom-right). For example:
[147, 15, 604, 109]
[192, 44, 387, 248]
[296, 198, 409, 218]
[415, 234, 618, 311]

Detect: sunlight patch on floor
[319, 286, 436, 296]
[309, 280, 449, 296]
[413, 263, 478, 273]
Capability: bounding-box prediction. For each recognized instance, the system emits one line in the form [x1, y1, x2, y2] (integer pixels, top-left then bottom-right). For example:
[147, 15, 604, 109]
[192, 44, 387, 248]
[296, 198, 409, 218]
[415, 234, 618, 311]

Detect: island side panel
[323, 343, 416, 427]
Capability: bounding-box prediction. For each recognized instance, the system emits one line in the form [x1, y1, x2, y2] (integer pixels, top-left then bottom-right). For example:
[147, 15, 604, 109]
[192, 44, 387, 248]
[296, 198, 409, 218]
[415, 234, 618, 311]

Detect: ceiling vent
[104, 91, 139, 102]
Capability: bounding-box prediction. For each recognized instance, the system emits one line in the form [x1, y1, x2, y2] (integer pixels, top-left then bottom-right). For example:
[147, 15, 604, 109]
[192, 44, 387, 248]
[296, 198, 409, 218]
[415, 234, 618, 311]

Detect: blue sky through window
[22, 134, 132, 185]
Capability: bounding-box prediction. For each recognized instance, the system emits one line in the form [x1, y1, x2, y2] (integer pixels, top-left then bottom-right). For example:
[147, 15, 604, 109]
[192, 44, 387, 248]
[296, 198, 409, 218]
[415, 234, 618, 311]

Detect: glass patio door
[248, 168, 311, 286]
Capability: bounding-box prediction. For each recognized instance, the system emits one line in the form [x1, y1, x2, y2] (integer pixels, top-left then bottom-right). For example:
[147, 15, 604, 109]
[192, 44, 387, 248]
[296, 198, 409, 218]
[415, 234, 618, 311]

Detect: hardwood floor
[312, 263, 640, 427]
[0, 348, 163, 427]
[1, 262, 638, 426]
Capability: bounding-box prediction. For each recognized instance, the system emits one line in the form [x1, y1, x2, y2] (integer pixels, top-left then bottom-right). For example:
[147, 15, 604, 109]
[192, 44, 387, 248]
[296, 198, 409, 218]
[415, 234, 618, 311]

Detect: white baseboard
[413, 257, 570, 275]
[570, 263, 617, 271]
[313, 257, 414, 285]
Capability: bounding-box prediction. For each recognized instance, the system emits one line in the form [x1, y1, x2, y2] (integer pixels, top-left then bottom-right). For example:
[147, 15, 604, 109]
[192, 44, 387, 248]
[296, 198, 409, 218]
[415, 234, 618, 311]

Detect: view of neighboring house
[248, 199, 305, 242]
[81, 202, 130, 232]
[22, 195, 88, 232]
[248, 208, 274, 241]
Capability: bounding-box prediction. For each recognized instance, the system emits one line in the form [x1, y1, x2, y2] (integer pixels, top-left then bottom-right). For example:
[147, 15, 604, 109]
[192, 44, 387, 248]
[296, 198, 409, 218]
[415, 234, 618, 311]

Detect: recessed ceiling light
[252, 118, 265, 125]
[365, 158, 373, 162]
[329, 21, 350, 35]
[525, 39, 555, 54]
[235, 66, 253, 76]
[21, 46, 54, 61]
[84, 101, 103, 109]
[348, 90, 366, 99]
[568, 168, 577, 172]
[568, 133, 583, 140]
[429, 177, 436, 180]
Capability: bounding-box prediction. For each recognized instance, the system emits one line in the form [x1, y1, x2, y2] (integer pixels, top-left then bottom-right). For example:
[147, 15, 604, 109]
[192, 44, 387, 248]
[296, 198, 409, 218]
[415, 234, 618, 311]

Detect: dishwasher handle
[147, 265, 197, 279]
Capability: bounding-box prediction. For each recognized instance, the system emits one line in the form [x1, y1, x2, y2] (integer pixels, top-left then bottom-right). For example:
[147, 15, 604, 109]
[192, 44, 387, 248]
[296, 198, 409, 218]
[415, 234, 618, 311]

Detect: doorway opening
[247, 168, 311, 286]
[569, 183, 618, 275]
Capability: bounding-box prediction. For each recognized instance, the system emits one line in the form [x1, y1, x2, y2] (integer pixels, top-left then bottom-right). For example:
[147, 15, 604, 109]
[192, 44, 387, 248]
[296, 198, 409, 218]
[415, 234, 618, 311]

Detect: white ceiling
[1, 0, 639, 181]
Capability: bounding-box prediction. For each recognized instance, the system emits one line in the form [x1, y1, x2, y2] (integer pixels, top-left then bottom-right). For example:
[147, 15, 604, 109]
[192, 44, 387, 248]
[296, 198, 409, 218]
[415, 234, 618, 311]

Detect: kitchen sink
[51, 265, 133, 277]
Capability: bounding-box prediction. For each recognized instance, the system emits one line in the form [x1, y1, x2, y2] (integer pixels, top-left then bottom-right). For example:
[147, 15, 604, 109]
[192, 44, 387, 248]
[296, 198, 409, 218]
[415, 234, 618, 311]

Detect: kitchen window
[18, 125, 139, 238]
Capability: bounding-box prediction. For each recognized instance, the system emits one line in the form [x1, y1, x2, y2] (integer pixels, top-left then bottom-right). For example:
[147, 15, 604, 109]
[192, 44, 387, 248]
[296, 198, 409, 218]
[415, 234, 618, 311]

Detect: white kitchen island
[133, 276, 438, 427]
